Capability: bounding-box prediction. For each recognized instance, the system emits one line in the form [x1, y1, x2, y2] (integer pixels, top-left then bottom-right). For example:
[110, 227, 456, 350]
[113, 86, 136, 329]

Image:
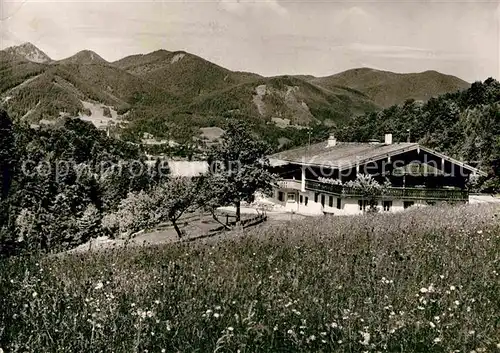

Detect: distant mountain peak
[3, 42, 52, 63]
[59, 50, 108, 65]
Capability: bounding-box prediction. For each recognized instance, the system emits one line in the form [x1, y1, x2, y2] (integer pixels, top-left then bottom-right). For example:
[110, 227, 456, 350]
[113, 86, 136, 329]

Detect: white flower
[359, 331, 371, 345]
[32, 292, 38, 298]
[309, 335, 316, 341]
[433, 337, 442, 343]
[420, 287, 428, 293]
[330, 322, 338, 328]
[477, 230, 483, 234]
[287, 329, 294, 335]
[227, 327, 234, 331]
[146, 311, 154, 318]
[161, 349, 166, 353]
[454, 300, 460, 306]
[450, 285, 456, 291]
[468, 330, 475, 335]
[214, 313, 220, 318]
[94, 282, 104, 290]
[429, 322, 436, 329]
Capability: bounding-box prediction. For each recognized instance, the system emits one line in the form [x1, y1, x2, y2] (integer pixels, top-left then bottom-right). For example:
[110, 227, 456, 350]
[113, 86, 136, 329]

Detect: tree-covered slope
[311, 68, 470, 108]
[336, 78, 500, 191]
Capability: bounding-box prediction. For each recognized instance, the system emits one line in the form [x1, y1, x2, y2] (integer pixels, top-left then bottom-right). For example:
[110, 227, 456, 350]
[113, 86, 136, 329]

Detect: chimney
[384, 133, 393, 145]
[327, 134, 337, 147]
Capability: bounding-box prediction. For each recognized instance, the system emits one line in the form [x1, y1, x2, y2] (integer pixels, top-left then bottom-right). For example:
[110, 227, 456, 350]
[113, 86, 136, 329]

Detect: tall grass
[1, 204, 499, 352]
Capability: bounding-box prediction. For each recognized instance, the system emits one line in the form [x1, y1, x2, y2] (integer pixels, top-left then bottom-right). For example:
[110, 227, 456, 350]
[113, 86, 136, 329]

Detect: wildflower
[450, 285, 456, 291]
[32, 292, 37, 298]
[146, 311, 154, 318]
[287, 329, 294, 335]
[330, 322, 338, 328]
[429, 322, 436, 329]
[161, 350, 166, 353]
[214, 313, 220, 318]
[468, 330, 475, 335]
[309, 335, 316, 341]
[227, 326, 234, 332]
[433, 337, 442, 343]
[477, 230, 483, 234]
[454, 300, 460, 306]
[466, 306, 471, 312]
[94, 282, 104, 290]
[215, 306, 221, 310]
[420, 287, 428, 293]
[154, 300, 160, 305]
[359, 331, 371, 346]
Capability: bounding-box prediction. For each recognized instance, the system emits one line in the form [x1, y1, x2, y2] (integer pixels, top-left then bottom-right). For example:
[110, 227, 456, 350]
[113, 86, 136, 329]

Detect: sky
[1, 0, 499, 82]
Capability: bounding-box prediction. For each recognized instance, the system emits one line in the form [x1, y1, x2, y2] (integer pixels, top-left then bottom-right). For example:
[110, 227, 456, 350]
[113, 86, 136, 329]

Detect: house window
[383, 201, 392, 211]
[278, 191, 284, 202]
[299, 195, 303, 204]
[314, 192, 319, 203]
[305, 197, 309, 206]
[358, 200, 369, 211]
[404, 201, 414, 209]
[336, 198, 342, 209]
[321, 194, 326, 207]
[287, 193, 296, 202]
[328, 196, 334, 207]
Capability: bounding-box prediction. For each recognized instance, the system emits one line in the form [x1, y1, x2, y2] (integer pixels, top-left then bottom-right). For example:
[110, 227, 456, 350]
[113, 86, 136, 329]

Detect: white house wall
[267, 188, 452, 216]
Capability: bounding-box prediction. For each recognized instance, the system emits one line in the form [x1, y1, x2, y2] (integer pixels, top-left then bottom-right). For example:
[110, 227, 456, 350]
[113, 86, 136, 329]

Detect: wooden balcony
[278, 179, 302, 190]
[304, 179, 469, 201]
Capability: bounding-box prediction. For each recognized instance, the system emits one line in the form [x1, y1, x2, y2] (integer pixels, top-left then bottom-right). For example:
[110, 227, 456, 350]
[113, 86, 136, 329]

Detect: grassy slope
[311, 68, 470, 108]
[1, 204, 499, 352]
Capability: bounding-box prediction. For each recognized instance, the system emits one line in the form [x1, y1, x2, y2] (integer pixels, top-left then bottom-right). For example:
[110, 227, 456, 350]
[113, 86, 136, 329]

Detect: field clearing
[1, 204, 499, 352]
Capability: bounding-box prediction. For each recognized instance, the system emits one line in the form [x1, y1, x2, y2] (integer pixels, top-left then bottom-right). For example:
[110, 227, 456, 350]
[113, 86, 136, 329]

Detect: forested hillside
[336, 78, 500, 192]
[0, 110, 169, 256]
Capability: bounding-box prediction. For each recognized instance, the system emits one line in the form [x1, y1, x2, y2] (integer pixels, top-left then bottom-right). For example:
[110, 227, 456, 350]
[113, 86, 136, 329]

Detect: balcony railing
[304, 179, 468, 201]
[278, 179, 303, 190]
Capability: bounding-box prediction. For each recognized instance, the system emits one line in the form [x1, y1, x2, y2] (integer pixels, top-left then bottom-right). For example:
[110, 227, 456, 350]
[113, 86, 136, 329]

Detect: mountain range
[0, 42, 470, 141]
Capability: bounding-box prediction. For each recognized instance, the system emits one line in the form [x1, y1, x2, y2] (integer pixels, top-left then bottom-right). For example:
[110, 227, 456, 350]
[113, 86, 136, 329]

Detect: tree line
[0, 112, 275, 257]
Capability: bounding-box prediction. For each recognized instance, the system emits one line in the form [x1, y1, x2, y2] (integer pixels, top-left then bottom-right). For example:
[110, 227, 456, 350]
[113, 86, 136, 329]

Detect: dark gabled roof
[269, 140, 486, 175]
[270, 141, 417, 167]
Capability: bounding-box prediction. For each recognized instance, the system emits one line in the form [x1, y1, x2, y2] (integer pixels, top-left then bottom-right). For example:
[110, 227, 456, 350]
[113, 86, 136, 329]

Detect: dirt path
[68, 209, 306, 253]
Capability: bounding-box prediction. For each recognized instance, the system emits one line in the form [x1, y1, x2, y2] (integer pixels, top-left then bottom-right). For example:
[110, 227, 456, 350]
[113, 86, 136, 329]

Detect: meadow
[1, 204, 499, 352]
